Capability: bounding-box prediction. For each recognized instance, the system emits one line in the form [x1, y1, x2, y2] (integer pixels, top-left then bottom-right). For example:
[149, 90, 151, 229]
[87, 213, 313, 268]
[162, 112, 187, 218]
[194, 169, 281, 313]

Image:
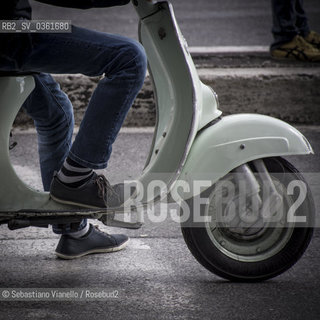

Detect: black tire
[181, 157, 314, 282]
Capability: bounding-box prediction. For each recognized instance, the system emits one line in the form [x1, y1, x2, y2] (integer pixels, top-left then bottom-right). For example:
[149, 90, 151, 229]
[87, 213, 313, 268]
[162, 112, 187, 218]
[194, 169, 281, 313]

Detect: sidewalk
[14, 46, 320, 127]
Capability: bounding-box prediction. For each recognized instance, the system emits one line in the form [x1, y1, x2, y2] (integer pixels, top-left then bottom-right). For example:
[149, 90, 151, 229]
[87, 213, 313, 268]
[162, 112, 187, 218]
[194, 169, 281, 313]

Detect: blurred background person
[270, 0, 320, 61]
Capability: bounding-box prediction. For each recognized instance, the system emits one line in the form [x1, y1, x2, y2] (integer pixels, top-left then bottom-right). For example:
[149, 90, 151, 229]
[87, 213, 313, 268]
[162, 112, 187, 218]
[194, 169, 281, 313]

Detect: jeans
[0, 25, 147, 234]
[271, 0, 310, 49]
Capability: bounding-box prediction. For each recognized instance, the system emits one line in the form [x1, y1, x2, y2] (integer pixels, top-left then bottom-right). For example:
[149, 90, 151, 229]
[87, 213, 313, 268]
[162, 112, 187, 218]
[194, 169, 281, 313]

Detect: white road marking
[128, 239, 151, 250]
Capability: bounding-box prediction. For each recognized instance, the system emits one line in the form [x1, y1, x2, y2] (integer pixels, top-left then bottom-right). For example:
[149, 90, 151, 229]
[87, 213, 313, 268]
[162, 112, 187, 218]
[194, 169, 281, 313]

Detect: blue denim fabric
[22, 73, 74, 190]
[1, 25, 147, 234]
[271, 0, 310, 50]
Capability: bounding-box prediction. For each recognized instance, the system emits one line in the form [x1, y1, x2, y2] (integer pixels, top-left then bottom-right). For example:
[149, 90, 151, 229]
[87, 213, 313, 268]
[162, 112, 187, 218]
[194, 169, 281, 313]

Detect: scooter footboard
[174, 113, 313, 200]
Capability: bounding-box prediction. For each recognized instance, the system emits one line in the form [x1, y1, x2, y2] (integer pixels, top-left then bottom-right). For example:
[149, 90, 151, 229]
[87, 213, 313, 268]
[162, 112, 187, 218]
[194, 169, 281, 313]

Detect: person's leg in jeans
[22, 73, 88, 237]
[295, 0, 310, 37]
[23, 74, 74, 191]
[270, 0, 320, 60]
[295, 0, 320, 50]
[20, 25, 147, 205]
[271, 0, 298, 50]
[17, 25, 147, 257]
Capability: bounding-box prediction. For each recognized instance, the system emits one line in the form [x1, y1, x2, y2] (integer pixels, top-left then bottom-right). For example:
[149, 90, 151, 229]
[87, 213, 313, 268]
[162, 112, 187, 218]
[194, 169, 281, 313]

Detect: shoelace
[93, 224, 112, 239]
[94, 175, 120, 205]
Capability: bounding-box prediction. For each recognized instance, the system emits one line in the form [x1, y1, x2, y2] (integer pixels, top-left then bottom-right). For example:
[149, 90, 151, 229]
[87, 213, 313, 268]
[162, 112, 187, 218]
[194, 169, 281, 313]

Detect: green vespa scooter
[0, 0, 315, 281]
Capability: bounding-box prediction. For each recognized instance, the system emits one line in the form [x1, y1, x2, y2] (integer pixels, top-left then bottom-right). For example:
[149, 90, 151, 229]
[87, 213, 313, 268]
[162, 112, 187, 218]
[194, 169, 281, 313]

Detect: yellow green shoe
[304, 30, 320, 50]
[270, 35, 320, 62]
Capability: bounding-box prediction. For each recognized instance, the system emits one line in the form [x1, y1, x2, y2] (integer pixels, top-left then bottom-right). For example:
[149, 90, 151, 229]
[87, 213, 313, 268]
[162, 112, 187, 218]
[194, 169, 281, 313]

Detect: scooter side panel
[0, 77, 78, 212]
[175, 113, 313, 199]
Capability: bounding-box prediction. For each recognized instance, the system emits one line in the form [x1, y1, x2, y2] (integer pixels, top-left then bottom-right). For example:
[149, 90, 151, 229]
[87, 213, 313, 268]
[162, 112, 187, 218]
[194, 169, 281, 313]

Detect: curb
[14, 47, 320, 127]
[199, 67, 320, 125]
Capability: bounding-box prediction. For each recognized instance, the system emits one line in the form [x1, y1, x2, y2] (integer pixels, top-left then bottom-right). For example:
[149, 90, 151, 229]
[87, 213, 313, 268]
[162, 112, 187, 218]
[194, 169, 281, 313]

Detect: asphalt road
[29, 0, 320, 47]
[0, 127, 319, 319]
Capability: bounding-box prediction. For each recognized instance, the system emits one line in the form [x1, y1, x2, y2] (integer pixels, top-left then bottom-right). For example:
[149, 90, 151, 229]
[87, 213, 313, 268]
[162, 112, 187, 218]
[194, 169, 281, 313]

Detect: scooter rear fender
[174, 113, 313, 200]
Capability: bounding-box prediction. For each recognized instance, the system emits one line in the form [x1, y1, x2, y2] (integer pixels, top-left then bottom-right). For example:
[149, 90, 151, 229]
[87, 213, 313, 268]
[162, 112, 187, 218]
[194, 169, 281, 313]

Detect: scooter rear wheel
[181, 157, 314, 281]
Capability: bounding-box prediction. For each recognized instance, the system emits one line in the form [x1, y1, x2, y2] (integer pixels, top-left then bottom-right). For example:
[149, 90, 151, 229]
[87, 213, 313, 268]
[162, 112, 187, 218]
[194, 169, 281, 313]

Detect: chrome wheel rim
[205, 177, 295, 262]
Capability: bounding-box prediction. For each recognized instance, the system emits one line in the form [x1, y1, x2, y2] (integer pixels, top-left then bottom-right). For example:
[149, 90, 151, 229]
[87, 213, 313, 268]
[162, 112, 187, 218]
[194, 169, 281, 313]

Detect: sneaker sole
[270, 51, 320, 62]
[55, 238, 130, 260]
[50, 194, 123, 212]
[270, 53, 307, 61]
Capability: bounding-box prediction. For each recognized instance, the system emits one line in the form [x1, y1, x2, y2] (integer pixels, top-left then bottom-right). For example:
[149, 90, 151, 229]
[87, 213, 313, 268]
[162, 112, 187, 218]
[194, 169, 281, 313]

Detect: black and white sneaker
[55, 224, 129, 259]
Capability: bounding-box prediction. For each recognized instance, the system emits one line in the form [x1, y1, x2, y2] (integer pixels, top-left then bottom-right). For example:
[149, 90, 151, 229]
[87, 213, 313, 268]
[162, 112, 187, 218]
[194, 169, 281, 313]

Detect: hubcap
[205, 177, 294, 262]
